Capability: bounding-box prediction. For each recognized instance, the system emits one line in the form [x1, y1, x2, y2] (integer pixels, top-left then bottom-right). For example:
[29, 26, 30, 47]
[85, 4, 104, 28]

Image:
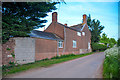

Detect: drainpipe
[63, 27, 66, 54]
[57, 40, 59, 56]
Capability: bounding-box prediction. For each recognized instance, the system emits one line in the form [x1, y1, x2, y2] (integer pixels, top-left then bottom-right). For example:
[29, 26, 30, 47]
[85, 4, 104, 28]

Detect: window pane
[58, 41, 63, 48]
[82, 32, 85, 36]
[73, 40, 76, 48]
[77, 32, 81, 36]
[88, 42, 90, 49]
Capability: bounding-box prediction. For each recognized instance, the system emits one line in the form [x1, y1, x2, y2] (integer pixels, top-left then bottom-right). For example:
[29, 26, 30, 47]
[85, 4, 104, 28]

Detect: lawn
[3, 52, 94, 77]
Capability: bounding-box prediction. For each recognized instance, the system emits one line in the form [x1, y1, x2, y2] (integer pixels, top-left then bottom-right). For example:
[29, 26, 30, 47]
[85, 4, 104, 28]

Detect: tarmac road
[8, 52, 105, 78]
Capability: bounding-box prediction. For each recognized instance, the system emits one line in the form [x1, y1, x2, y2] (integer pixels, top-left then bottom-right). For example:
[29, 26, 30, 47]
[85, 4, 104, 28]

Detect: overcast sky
[37, 0, 119, 40]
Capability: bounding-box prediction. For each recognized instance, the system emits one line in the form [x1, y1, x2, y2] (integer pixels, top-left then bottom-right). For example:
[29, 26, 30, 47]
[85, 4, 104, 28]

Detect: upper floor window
[58, 41, 63, 48]
[82, 32, 85, 36]
[77, 32, 81, 36]
[73, 40, 77, 48]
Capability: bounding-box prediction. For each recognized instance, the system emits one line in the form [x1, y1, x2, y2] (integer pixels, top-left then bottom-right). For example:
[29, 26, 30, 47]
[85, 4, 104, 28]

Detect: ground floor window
[88, 42, 90, 49]
[73, 40, 77, 48]
[58, 41, 63, 48]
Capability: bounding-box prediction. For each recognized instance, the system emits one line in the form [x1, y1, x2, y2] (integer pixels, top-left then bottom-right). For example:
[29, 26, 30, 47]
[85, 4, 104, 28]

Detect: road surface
[7, 52, 105, 78]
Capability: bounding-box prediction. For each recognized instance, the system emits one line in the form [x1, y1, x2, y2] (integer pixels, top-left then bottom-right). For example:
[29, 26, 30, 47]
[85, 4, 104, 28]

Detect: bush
[103, 47, 119, 78]
[91, 42, 107, 52]
[6, 48, 11, 51]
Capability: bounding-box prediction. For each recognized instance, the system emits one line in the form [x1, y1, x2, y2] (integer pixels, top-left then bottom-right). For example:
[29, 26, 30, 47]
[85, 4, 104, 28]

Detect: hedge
[91, 43, 107, 52]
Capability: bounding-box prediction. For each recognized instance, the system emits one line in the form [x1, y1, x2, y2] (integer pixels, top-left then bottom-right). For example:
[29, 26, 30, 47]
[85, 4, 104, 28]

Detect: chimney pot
[52, 12, 57, 22]
[83, 14, 87, 24]
[64, 24, 67, 26]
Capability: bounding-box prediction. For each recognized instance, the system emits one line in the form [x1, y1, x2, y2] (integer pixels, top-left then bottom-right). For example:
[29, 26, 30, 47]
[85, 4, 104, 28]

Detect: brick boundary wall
[2, 37, 92, 65]
[35, 38, 58, 61]
[2, 38, 15, 65]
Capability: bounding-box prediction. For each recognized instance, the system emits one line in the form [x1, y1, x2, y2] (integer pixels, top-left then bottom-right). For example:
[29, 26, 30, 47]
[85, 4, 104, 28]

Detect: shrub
[11, 52, 15, 58]
[6, 48, 11, 51]
[91, 42, 107, 52]
[2, 61, 16, 75]
[103, 47, 119, 78]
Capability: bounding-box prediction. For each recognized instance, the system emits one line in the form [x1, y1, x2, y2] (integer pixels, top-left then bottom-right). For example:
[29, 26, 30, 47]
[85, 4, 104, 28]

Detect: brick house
[2, 12, 92, 65]
[29, 12, 92, 61]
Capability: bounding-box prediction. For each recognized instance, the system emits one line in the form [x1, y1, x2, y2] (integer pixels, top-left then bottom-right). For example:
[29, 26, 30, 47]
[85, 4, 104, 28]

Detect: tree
[117, 38, 120, 46]
[2, 2, 58, 43]
[100, 33, 109, 45]
[87, 14, 104, 43]
[109, 38, 117, 45]
[100, 33, 117, 48]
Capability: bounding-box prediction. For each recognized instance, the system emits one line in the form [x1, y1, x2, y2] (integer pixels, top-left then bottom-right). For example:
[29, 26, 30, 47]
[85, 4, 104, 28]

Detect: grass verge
[0, 67, 2, 78]
[103, 47, 119, 78]
[3, 52, 94, 77]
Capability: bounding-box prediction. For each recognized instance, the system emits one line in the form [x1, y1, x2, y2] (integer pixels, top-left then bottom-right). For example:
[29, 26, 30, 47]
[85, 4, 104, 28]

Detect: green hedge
[91, 43, 107, 52]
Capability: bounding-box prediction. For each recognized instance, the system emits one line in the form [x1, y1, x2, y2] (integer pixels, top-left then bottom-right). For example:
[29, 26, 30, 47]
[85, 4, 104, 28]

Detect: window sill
[59, 47, 63, 48]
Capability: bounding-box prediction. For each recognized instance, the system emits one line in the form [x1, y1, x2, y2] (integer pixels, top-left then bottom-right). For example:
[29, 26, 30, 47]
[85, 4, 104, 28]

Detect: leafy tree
[100, 33, 109, 45]
[87, 14, 104, 43]
[117, 38, 120, 46]
[2, 2, 58, 43]
[108, 38, 117, 47]
[100, 33, 117, 48]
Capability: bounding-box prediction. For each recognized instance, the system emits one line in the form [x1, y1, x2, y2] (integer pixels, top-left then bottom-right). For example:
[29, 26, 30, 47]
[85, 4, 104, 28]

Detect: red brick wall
[35, 38, 58, 60]
[44, 23, 55, 33]
[63, 25, 91, 54]
[2, 38, 15, 65]
[82, 25, 91, 50]
[65, 24, 91, 54]
[65, 27, 80, 54]
[45, 22, 64, 39]
[45, 22, 91, 55]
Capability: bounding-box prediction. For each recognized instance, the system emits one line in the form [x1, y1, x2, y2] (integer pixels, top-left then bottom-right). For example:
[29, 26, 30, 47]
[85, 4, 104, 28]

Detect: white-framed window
[58, 41, 63, 48]
[73, 40, 77, 48]
[88, 42, 90, 49]
[82, 32, 85, 36]
[77, 32, 81, 36]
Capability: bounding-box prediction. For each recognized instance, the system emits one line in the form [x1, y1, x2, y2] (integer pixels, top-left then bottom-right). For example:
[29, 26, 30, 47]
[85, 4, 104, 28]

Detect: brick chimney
[64, 24, 67, 26]
[83, 14, 87, 24]
[52, 12, 57, 22]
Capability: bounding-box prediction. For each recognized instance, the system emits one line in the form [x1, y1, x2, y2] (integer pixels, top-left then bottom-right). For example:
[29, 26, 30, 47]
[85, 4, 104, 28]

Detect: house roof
[57, 22, 84, 32]
[70, 24, 83, 31]
[29, 30, 63, 41]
